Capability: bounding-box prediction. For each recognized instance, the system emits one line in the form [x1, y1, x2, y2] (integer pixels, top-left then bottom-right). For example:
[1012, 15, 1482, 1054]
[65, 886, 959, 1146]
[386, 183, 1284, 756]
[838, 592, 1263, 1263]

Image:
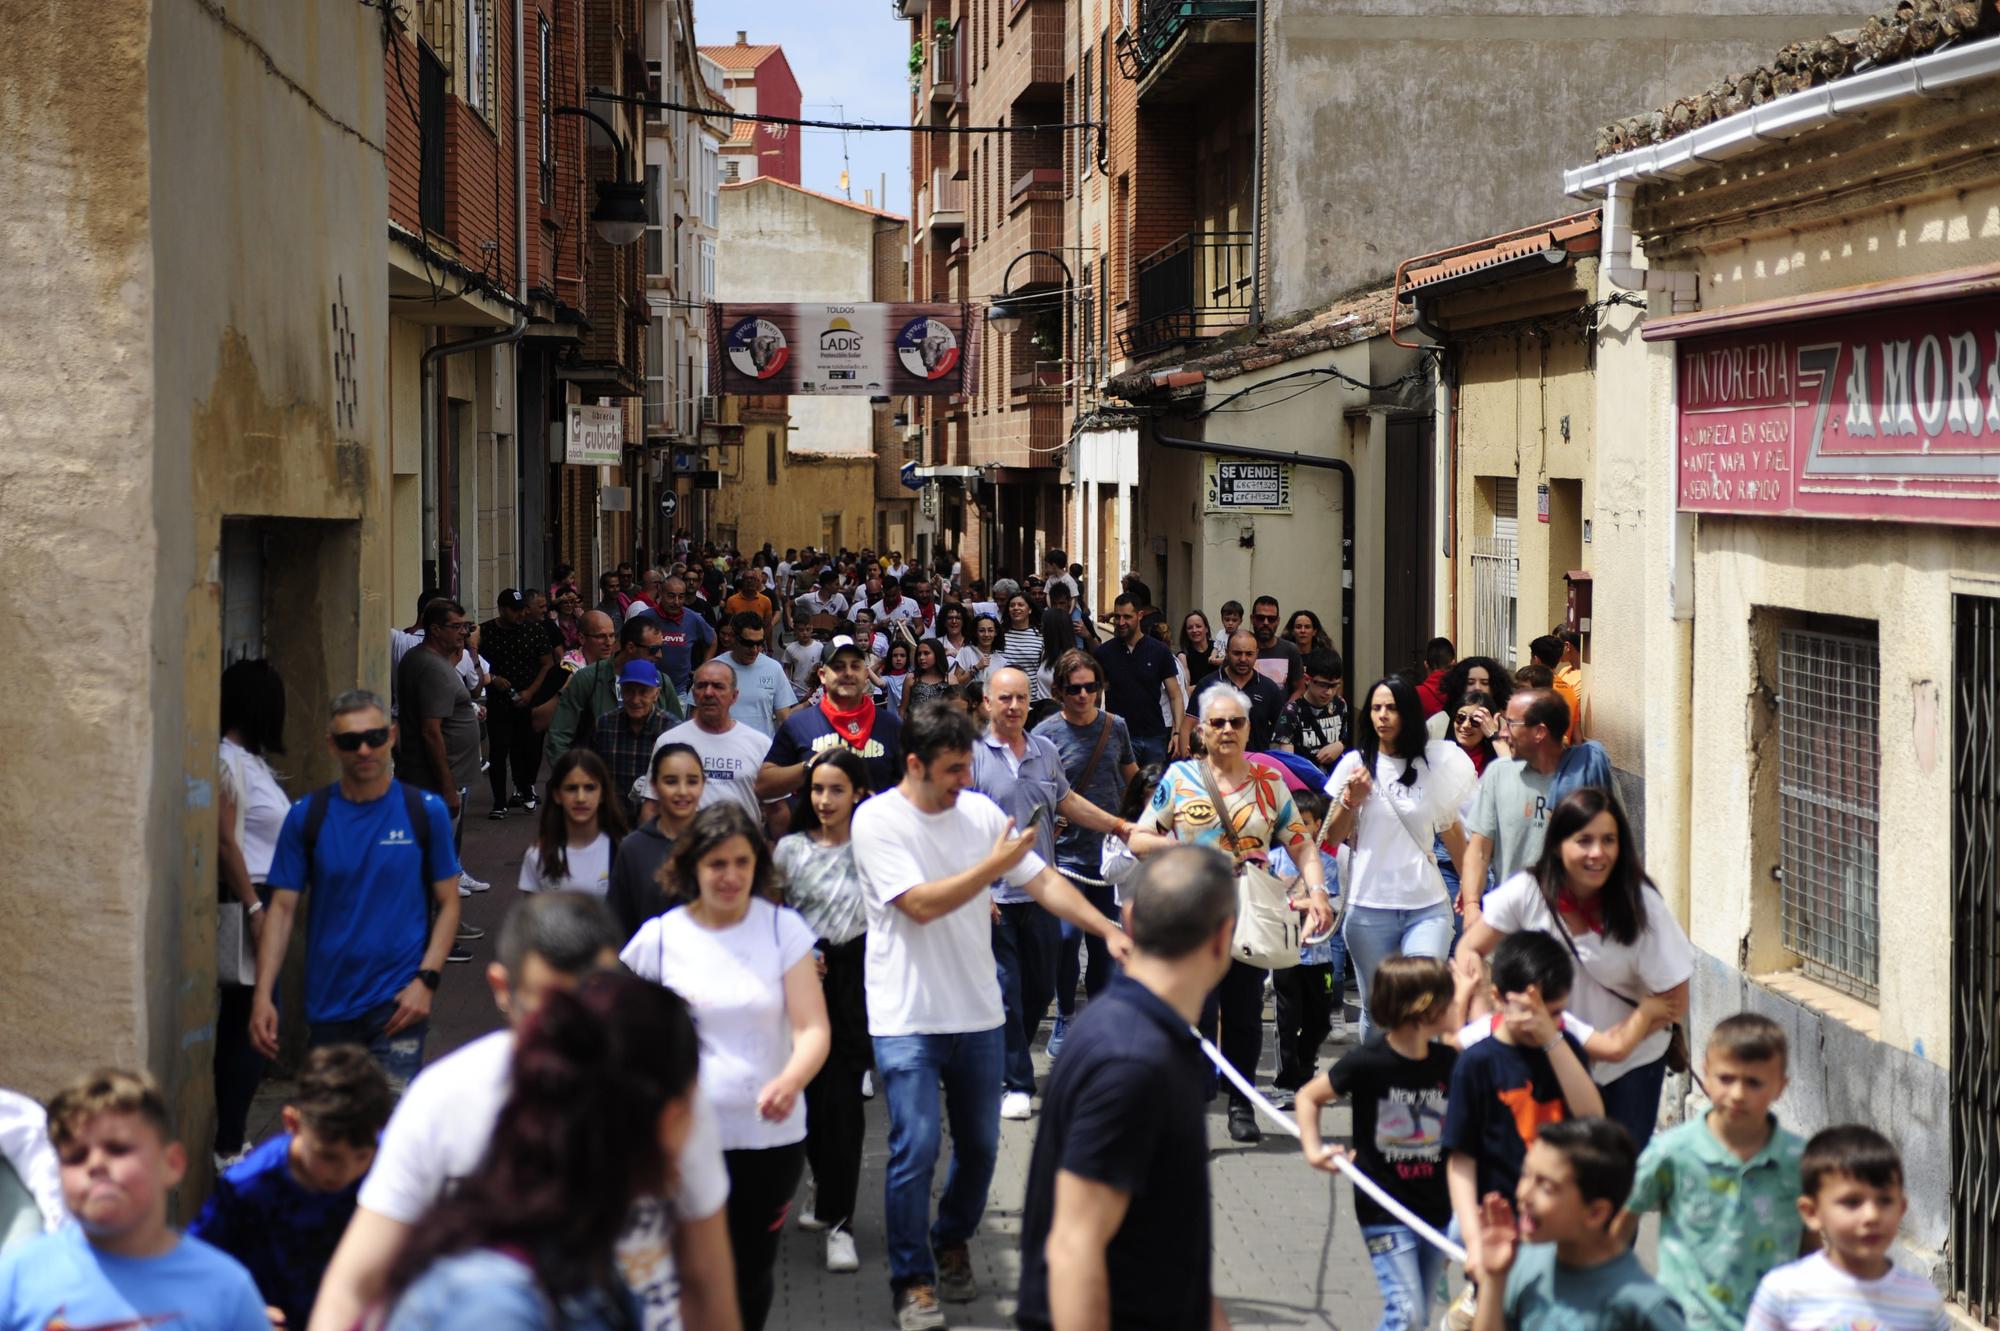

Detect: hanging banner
[708, 302, 978, 397]
[1675, 295, 2000, 527]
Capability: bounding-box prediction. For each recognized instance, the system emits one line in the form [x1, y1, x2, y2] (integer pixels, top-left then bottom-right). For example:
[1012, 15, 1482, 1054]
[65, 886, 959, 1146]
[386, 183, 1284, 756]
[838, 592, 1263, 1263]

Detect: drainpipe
[1602, 180, 1698, 314]
[1151, 421, 1354, 678]
[1248, 0, 1264, 326]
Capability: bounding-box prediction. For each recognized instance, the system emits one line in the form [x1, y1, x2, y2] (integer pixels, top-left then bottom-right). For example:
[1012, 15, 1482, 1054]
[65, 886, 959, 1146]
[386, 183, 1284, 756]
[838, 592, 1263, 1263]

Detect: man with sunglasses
[542, 615, 682, 767]
[719, 611, 797, 738]
[1248, 595, 1303, 695]
[394, 598, 482, 825]
[1031, 650, 1140, 1060]
[252, 690, 463, 1090]
[1185, 631, 1287, 754]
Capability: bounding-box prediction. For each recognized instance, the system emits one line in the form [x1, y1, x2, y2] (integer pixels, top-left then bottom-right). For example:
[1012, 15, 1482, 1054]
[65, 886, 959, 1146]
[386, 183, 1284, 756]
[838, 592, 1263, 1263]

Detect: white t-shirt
[1324, 740, 1476, 911]
[874, 598, 922, 623]
[621, 900, 818, 1151]
[851, 788, 1046, 1037]
[219, 738, 291, 881]
[518, 832, 615, 897]
[1480, 871, 1696, 1083]
[783, 639, 824, 691]
[358, 1029, 730, 1331]
[644, 721, 770, 818]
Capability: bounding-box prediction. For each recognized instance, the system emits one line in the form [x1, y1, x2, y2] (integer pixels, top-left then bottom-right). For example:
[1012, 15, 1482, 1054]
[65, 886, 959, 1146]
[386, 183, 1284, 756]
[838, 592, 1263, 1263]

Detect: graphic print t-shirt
[1327, 1036, 1457, 1227]
[1441, 1027, 1590, 1203]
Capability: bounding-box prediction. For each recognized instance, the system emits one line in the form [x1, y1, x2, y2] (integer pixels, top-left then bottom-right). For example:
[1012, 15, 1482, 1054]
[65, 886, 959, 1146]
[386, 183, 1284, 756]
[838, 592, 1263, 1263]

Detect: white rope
[1196, 1031, 1469, 1266]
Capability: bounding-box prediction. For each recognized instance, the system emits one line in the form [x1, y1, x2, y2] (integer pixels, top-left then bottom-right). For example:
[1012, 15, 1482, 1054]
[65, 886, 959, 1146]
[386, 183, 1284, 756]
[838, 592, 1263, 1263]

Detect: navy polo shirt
[1095, 635, 1178, 739]
[1016, 974, 1212, 1331]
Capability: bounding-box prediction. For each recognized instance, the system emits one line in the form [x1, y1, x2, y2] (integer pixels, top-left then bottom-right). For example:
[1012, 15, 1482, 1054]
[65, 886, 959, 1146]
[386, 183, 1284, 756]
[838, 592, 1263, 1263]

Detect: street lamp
[553, 105, 646, 246]
[985, 248, 1075, 334]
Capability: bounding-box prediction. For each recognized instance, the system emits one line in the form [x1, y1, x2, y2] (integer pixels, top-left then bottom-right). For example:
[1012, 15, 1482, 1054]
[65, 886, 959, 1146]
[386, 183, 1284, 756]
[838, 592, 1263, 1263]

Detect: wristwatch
[417, 968, 442, 993]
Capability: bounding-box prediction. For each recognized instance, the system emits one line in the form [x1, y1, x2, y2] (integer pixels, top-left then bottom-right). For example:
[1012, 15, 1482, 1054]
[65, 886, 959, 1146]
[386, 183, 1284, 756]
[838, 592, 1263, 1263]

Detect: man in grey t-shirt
[1462, 688, 1615, 919]
[395, 597, 483, 814]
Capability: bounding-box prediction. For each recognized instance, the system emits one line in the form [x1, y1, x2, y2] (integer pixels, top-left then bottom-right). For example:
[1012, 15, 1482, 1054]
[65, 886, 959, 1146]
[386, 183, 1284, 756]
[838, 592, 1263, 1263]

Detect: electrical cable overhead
[589, 86, 1099, 136]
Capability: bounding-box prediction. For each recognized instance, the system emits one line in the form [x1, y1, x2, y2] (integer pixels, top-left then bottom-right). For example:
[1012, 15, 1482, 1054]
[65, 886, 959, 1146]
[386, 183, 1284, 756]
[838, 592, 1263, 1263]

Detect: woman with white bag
[1322, 676, 1476, 1043]
[1135, 684, 1333, 1142]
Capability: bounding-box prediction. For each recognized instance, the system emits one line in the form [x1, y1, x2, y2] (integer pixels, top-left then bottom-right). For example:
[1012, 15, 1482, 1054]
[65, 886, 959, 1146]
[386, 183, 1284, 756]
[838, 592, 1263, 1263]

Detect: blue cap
[618, 659, 662, 689]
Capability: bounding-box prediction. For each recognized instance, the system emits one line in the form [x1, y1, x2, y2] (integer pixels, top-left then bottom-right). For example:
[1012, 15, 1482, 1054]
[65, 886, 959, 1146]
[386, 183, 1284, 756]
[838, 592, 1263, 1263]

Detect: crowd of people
[0, 538, 1948, 1331]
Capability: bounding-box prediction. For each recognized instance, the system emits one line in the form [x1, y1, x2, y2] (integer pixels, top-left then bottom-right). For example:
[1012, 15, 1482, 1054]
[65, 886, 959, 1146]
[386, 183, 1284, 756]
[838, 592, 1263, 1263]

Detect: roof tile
[698, 42, 782, 70]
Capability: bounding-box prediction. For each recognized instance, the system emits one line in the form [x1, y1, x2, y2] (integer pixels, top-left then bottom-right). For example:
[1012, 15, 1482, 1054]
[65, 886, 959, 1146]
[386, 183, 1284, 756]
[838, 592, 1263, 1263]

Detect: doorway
[1380, 416, 1435, 676]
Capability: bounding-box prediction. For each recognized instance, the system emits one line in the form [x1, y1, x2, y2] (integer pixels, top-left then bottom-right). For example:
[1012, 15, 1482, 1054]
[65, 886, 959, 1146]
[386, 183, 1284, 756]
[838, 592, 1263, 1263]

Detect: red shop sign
[1676, 295, 2000, 526]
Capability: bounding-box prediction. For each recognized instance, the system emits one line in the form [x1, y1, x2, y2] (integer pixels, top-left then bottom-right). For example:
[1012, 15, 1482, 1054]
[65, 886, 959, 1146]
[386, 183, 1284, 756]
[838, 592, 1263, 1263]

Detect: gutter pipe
[1565, 35, 2000, 314]
[1151, 422, 1354, 680]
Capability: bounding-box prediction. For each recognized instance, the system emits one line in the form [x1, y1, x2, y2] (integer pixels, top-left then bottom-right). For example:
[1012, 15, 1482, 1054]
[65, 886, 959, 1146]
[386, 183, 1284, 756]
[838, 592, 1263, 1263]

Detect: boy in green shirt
[1616, 1014, 1807, 1331]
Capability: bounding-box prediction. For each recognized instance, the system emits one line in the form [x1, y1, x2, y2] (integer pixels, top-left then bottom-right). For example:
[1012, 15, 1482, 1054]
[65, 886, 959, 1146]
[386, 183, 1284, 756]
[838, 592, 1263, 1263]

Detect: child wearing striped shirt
[1744, 1126, 1946, 1331]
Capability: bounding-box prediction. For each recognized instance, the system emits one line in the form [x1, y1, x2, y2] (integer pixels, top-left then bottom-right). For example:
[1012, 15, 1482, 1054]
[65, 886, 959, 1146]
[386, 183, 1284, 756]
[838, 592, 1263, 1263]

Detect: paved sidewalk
[256, 780, 1392, 1331]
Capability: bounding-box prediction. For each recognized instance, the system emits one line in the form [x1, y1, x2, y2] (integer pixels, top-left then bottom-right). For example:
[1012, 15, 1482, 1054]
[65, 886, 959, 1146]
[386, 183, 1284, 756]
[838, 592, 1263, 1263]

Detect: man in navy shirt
[1094, 593, 1186, 769]
[251, 690, 463, 1090]
[1016, 845, 1236, 1331]
[758, 635, 904, 799]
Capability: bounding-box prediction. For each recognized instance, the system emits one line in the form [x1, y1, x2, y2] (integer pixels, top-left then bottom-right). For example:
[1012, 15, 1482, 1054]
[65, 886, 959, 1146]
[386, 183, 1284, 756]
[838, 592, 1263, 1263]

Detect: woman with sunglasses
[1438, 689, 1505, 926]
[1321, 677, 1476, 1042]
[1135, 685, 1332, 1142]
[1425, 654, 1515, 742]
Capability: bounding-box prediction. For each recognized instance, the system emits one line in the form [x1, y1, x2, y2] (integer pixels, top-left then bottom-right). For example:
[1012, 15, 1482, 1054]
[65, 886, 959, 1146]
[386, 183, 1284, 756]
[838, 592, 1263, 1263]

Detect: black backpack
[300, 780, 436, 911]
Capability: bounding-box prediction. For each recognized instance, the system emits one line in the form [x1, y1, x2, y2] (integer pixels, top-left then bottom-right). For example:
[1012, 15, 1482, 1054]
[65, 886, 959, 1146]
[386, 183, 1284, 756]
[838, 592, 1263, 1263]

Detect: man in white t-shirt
[641, 660, 771, 820]
[307, 894, 737, 1331]
[851, 699, 1133, 1329]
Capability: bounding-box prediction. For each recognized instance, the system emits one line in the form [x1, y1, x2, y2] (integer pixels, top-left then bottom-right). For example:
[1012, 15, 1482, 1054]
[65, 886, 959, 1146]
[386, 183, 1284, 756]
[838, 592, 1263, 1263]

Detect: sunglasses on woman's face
[333, 727, 391, 752]
[1207, 716, 1249, 731]
[1454, 711, 1482, 728]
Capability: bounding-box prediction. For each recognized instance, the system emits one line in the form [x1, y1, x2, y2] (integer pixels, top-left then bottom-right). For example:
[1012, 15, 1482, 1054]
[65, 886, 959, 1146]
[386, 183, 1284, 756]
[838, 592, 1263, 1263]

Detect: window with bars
[464, 0, 493, 120]
[1775, 621, 1882, 1001]
[1471, 476, 1518, 668]
[416, 0, 456, 78]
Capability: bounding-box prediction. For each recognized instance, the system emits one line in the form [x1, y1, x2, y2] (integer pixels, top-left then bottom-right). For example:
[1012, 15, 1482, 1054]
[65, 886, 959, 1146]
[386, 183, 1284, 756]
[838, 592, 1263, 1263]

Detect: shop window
[1766, 612, 1881, 1002]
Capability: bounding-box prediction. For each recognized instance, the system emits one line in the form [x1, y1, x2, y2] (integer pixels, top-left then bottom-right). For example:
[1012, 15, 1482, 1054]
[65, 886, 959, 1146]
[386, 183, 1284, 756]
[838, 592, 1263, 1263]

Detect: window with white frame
[699, 238, 715, 305]
[645, 165, 663, 278]
[647, 316, 667, 430]
[464, 0, 492, 120]
[701, 141, 720, 227]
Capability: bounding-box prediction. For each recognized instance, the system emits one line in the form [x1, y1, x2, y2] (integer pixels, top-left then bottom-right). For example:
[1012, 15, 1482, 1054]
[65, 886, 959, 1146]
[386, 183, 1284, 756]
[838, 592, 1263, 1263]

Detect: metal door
[1953, 594, 2000, 1326]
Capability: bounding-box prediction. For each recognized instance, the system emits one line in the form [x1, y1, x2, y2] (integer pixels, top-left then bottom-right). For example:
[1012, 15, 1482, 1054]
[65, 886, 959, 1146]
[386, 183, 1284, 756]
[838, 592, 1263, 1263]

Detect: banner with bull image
[707, 303, 978, 397]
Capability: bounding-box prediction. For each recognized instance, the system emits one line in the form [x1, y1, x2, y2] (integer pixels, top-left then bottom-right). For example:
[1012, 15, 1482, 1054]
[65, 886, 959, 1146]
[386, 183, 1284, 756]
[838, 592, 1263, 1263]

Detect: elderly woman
[1136, 683, 1333, 1143]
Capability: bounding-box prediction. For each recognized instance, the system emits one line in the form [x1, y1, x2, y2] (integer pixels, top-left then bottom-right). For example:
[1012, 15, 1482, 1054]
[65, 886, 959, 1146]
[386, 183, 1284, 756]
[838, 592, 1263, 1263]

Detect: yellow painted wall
[710, 415, 877, 556]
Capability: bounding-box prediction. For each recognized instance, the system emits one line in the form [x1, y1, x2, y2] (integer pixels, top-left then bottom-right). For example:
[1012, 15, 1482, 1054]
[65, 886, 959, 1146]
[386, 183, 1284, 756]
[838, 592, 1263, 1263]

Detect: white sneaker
[1000, 1090, 1033, 1120]
[797, 1180, 827, 1231]
[460, 871, 491, 893]
[861, 1070, 874, 1099]
[825, 1226, 859, 1273]
[1330, 1011, 1349, 1043]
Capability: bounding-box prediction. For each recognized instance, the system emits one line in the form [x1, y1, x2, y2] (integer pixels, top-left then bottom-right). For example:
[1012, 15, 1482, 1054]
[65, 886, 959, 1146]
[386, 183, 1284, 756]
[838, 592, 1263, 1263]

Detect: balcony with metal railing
[1120, 229, 1254, 357]
[930, 23, 960, 103]
[928, 168, 965, 231]
[1114, 0, 1255, 103]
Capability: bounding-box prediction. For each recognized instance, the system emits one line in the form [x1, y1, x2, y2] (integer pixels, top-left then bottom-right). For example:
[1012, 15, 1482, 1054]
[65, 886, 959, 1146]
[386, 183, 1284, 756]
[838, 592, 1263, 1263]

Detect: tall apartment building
[701, 32, 803, 187]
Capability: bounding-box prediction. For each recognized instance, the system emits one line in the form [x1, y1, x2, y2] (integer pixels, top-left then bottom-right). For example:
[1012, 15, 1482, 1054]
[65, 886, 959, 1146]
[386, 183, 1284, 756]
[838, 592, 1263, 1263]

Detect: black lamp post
[553, 105, 647, 246]
[985, 247, 1075, 335]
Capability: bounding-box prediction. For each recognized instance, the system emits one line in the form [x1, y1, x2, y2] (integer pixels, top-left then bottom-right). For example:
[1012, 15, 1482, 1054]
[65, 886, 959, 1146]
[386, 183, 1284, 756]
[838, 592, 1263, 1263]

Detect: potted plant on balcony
[909, 40, 924, 92]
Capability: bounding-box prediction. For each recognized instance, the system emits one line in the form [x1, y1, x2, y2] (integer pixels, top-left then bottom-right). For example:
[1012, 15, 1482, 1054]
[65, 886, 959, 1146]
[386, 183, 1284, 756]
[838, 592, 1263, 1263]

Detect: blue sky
[694, 1, 914, 216]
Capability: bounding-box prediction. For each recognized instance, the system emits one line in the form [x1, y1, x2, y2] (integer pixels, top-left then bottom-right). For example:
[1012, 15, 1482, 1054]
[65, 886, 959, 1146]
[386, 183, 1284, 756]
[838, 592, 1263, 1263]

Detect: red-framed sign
[1676, 295, 2000, 526]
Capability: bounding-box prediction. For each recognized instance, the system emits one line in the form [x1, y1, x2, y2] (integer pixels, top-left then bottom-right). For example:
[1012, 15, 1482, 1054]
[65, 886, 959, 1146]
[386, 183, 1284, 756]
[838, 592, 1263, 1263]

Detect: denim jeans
[1342, 901, 1454, 1043]
[1362, 1222, 1448, 1331]
[872, 1026, 1004, 1294]
[1129, 733, 1169, 769]
[308, 999, 427, 1092]
[992, 900, 1061, 1093]
[1055, 875, 1120, 1021]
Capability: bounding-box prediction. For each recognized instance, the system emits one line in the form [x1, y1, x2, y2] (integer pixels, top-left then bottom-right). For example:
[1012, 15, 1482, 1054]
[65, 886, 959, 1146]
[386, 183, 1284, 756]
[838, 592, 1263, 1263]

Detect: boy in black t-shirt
[1298, 956, 1475, 1331]
[1441, 932, 1605, 1277]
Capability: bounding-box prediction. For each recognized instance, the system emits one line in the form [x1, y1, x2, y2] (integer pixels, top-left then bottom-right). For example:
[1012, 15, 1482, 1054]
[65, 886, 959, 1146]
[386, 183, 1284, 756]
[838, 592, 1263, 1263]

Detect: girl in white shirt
[1322, 676, 1475, 1041]
[621, 805, 830, 1331]
[519, 749, 627, 897]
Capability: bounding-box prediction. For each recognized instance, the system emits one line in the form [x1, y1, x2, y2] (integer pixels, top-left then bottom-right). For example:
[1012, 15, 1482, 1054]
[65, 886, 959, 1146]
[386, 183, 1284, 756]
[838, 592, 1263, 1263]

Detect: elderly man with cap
[544, 615, 683, 766]
[589, 658, 674, 823]
[759, 633, 905, 799]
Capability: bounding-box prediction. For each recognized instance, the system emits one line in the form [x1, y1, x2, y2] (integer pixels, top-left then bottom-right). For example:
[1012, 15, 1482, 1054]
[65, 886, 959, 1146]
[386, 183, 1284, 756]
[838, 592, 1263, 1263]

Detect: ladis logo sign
[725, 316, 789, 380]
[896, 316, 960, 380]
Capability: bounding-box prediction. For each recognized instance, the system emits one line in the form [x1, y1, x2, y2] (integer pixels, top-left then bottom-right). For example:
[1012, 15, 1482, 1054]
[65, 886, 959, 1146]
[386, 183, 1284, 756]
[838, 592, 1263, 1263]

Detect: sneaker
[460, 871, 491, 893]
[1443, 1283, 1478, 1331]
[447, 944, 474, 963]
[458, 880, 473, 898]
[894, 1285, 945, 1331]
[935, 1245, 977, 1302]
[212, 1147, 249, 1175]
[1265, 1086, 1296, 1112]
[1000, 1090, 1033, 1120]
[1048, 1015, 1068, 1060]
[797, 1180, 827, 1231]
[1227, 1102, 1261, 1143]
[520, 794, 539, 812]
[1330, 1011, 1349, 1043]
[457, 922, 486, 941]
[861, 1070, 874, 1099]
[825, 1226, 859, 1273]
[487, 807, 508, 821]
[507, 793, 530, 808]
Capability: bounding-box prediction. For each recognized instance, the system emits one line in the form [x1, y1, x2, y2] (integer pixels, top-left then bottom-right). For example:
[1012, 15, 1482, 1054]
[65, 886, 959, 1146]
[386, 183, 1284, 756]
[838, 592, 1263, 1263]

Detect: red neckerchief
[821, 693, 876, 747]
[1556, 885, 1606, 934]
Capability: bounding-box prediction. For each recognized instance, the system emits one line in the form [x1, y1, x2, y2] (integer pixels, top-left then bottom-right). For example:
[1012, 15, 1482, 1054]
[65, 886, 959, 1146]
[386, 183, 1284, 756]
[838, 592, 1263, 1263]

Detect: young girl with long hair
[1322, 676, 1476, 1041]
[905, 639, 956, 711]
[772, 750, 872, 1273]
[519, 750, 629, 897]
[1178, 610, 1222, 682]
[607, 743, 704, 942]
[379, 971, 701, 1331]
[620, 805, 831, 1331]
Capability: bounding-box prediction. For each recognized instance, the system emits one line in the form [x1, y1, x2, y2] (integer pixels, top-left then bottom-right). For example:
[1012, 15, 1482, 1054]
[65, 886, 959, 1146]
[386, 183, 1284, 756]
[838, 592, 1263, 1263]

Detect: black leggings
[804, 935, 869, 1230]
[213, 984, 266, 1156]
[1198, 959, 1268, 1109]
[725, 1141, 807, 1331]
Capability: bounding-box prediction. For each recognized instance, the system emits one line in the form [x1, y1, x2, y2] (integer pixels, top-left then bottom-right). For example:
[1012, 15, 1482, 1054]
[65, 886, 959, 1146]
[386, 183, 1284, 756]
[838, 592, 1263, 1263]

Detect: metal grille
[1777, 627, 1881, 1001]
[1952, 595, 2000, 1328]
[1470, 536, 1517, 670]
